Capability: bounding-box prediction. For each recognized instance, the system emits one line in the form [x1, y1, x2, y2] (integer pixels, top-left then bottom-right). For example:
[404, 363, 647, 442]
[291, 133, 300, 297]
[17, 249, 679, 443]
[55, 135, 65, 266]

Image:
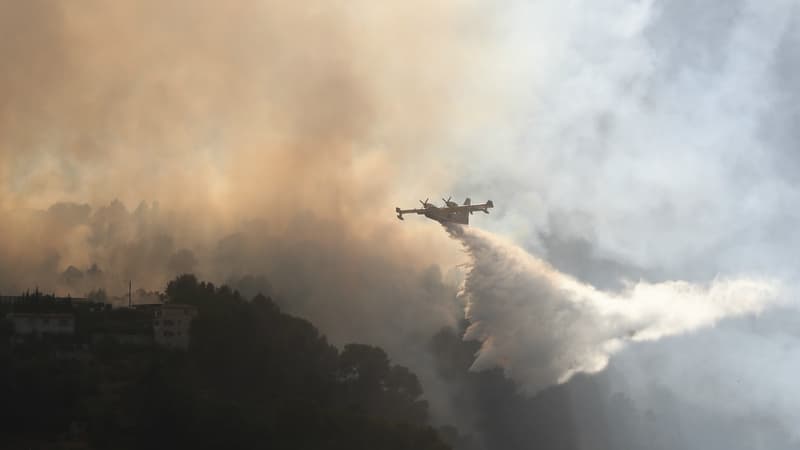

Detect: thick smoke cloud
[0, 0, 500, 422]
[0, 2, 485, 300]
[438, 1, 800, 447]
[448, 224, 781, 393]
[455, 0, 800, 282]
[5, 0, 800, 447]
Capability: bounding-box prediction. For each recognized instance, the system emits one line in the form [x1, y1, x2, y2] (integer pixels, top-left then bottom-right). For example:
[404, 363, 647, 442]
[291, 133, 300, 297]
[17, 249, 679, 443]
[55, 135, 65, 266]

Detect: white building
[153, 304, 198, 349]
[7, 313, 75, 337]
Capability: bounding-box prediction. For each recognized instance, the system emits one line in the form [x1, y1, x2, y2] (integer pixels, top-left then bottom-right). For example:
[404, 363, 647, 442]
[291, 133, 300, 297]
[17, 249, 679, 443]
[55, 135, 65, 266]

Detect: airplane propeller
[419, 198, 429, 207]
[442, 196, 452, 205]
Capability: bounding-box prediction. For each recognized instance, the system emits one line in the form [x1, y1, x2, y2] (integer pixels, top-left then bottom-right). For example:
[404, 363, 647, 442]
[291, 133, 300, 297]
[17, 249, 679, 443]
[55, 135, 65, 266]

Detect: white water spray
[447, 224, 782, 393]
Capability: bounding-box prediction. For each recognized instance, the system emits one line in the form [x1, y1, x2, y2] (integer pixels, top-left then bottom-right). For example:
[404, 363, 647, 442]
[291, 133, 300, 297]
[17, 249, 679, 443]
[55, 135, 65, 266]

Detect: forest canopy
[0, 274, 453, 450]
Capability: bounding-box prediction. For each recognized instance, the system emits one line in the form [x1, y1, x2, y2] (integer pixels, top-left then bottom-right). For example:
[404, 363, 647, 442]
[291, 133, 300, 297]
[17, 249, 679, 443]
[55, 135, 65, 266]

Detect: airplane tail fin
[464, 198, 471, 206]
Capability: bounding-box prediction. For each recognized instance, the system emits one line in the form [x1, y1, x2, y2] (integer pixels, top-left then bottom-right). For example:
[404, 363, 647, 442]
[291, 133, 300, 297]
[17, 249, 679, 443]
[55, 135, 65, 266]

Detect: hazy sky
[2, 1, 800, 448]
[459, 0, 800, 285]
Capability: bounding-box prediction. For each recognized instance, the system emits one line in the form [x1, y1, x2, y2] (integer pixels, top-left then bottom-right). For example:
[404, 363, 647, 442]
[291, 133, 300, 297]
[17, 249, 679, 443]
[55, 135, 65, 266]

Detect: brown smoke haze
[0, 0, 506, 376]
[8, 3, 800, 448]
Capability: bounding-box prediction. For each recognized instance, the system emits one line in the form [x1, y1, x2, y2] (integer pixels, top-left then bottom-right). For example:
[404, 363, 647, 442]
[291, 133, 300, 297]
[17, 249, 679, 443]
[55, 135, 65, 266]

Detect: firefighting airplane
[395, 197, 494, 225]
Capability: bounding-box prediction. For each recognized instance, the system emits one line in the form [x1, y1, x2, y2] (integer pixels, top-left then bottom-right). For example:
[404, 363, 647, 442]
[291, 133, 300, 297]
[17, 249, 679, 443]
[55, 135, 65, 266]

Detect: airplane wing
[445, 200, 494, 213]
[396, 207, 427, 214]
[395, 206, 429, 220]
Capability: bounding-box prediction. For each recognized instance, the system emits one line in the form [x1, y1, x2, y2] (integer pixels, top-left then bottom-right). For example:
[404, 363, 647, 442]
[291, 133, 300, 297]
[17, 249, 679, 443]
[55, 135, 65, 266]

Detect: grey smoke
[3, 0, 800, 447]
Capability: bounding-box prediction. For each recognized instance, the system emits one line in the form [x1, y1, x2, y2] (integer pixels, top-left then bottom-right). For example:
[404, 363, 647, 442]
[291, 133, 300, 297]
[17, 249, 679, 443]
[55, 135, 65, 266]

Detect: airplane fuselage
[421, 206, 470, 225]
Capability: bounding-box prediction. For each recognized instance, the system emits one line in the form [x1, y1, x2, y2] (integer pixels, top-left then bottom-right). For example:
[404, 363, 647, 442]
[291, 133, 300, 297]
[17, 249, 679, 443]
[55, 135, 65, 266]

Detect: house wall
[9, 314, 75, 336]
[153, 305, 197, 349]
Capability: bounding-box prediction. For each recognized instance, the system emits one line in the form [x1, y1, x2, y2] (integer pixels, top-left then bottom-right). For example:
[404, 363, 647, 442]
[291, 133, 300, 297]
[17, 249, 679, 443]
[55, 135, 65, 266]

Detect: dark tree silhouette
[0, 274, 453, 449]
